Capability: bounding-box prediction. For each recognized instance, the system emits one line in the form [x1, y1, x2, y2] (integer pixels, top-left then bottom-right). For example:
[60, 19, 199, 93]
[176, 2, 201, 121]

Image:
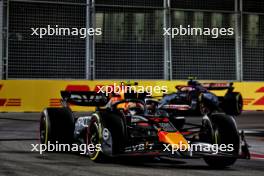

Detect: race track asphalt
[0, 112, 263, 176]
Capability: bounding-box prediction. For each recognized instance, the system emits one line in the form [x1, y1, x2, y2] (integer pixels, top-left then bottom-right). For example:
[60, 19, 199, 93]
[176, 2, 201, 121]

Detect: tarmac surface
[0, 112, 263, 176]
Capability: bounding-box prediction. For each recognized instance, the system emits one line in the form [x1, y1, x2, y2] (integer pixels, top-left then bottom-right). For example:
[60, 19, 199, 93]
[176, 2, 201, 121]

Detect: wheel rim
[201, 119, 214, 143]
[237, 95, 243, 112]
[200, 102, 210, 115]
[86, 119, 100, 158]
[39, 116, 46, 144]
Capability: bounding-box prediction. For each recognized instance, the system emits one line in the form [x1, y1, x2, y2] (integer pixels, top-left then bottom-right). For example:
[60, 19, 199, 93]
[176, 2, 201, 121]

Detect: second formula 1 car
[39, 90, 249, 168]
[157, 79, 243, 116]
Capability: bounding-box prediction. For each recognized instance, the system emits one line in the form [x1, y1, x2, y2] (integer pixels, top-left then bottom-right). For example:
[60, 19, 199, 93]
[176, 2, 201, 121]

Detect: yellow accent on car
[89, 113, 102, 161]
[161, 132, 189, 151]
[44, 110, 49, 145]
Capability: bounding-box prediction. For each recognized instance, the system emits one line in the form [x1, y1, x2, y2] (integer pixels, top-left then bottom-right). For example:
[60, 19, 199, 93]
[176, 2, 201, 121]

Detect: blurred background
[0, 0, 263, 81]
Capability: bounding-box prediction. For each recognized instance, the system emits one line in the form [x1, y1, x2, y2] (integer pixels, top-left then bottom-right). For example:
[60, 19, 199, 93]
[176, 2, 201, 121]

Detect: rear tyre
[39, 108, 74, 145]
[223, 92, 243, 116]
[203, 113, 240, 168]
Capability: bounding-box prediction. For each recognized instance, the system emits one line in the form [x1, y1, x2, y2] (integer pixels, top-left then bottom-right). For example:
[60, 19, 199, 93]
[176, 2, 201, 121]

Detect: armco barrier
[0, 80, 263, 112]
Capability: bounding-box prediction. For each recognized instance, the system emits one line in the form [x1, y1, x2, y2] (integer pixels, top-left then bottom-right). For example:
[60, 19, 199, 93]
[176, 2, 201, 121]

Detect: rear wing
[60, 91, 108, 107]
[201, 82, 234, 91]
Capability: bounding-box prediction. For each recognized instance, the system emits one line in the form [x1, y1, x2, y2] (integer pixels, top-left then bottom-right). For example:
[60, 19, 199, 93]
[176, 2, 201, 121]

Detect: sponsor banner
[0, 80, 263, 112]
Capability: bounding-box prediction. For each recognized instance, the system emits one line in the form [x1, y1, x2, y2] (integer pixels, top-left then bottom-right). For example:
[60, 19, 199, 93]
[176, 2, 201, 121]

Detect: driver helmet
[126, 102, 144, 115]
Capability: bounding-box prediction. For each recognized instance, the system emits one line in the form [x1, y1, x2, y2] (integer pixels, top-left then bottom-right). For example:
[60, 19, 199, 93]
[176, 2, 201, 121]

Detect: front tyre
[85, 113, 106, 162]
[85, 112, 125, 162]
[203, 113, 240, 168]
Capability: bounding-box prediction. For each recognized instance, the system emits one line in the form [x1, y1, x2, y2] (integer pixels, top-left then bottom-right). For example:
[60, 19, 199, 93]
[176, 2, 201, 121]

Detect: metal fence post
[3, 0, 8, 80]
[85, 0, 91, 79]
[163, 0, 172, 80]
[235, 0, 243, 81]
[91, 0, 95, 80]
[0, 0, 3, 80]
[86, 0, 95, 80]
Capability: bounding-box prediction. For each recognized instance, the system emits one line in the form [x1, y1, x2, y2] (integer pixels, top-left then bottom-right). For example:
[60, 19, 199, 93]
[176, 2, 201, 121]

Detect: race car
[157, 79, 243, 116]
[39, 90, 249, 168]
